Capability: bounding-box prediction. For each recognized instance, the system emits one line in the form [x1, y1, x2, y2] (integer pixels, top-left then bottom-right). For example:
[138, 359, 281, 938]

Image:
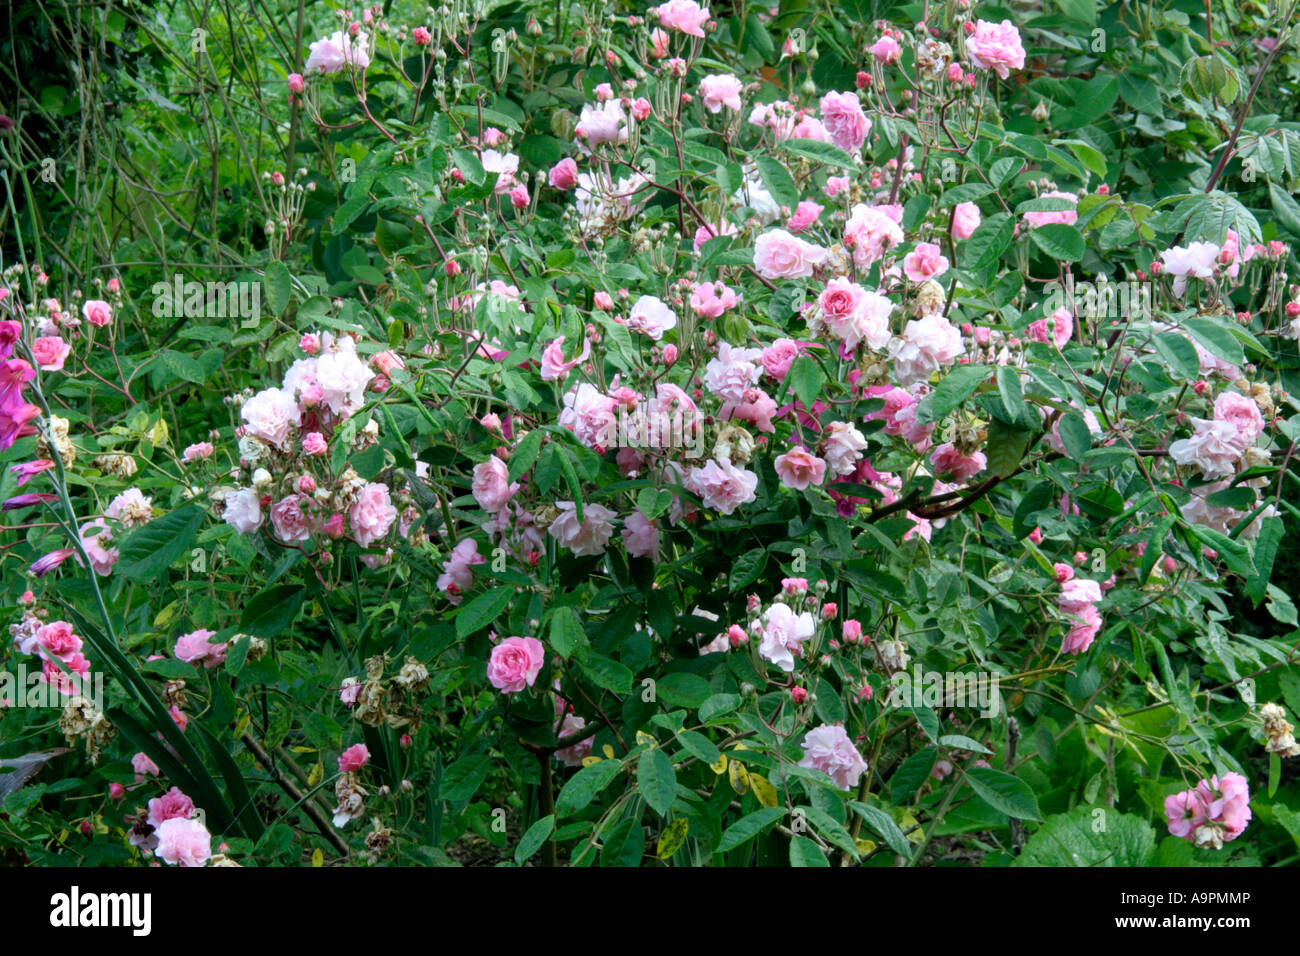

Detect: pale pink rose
[821, 421, 867, 478]
[305, 30, 370, 74]
[775, 448, 827, 490]
[147, 786, 195, 829]
[81, 299, 113, 327]
[627, 295, 677, 340]
[270, 493, 314, 542]
[575, 100, 627, 149]
[1027, 306, 1074, 348]
[655, 0, 709, 37]
[472, 456, 520, 513]
[31, 336, 71, 371]
[1062, 603, 1102, 654]
[761, 338, 802, 380]
[548, 501, 617, 556]
[686, 457, 758, 515]
[824, 176, 850, 198]
[965, 19, 1026, 80]
[339, 678, 361, 707]
[787, 200, 824, 232]
[302, 432, 327, 456]
[223, 487, 262, 535]
[338, 743, 370, 773]
[240, 387, 301, 450]
[154, 816, 211, 867]
[350, 482, 397, 546]
[132, 752, 160, 780]
[182, 441, 213, 462]
[479, 149, 520, 194]
[690, 280, 740, 318]
[753, 228, 827, 280]
[798, 724, 867, 789]
[903, 242, 950, 282]
[1165, 790, 1207, 840]
[844, 204, 904, 267]
[888, 314, 965, 386]
[699, 73, 744, 113]
[316, 338, 375, 416]
[78, 519, 119, 575]
[929, 442, 986, 481]
[1059, 577, 1103, 615]
[952, 201, 981, 240]
[372, 350, 404, 376]
[693, 220, 738, 251]
[703, 342, 763, 402]
[487, 636, 547, 693]
[540, 335, 591, 382]
[548, 157, 579, 190]
[174, 628, 227, 668]
[870, 35, 902, 64]
[1212, 391, 1264, 446]
[757, 602, 815, 672]
[1169, 418, 1244, 479]
[818, 91, 871, 153]
[818, 277, 892, 352]
[649, 28, 671, 57]
[509, 183, 530, 209]
[558, 382, 618, 449]
[35, 621, 82, 662]
[554, 713, 594, 766]
[437, 537, 485, 603]
[1023, 190, 1078, 227]
[621, 509, 660, 559]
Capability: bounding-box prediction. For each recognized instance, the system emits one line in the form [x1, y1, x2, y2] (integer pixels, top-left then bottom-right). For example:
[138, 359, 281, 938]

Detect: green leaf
[789, 835, 830, 866]
[780, 138, 855, 169]
[728, 548, 768, 591]
[115, 505, 206, 582]
[924, 364, 990, 422]
[965, 767, 1042, 821]
[1030, 223, 1085, 262]
[599, 817, 645, 866]
[984, 420, 1033, 478]
[717, 806, 786, 852]
[996, 367, 1025, 421]
[548, 606, 588, 660]
[637, 748, 677, 816]
[1182, 317, 1245, 367]
[508, 430, 544, 482]
[754, 155, 799, 209]
[263, 261, 291, 316]
[555, 758, 623, 817]
[1057, 412, 1092, 459]
[440, 755, 490, 804]
[848, 802, 913, 859]
[1013, 806, 1155, 866]
[787, 355, 823, 409]
[514, 815, 554, 864]
[579, 655, 633, 696]
[455, 586, 515, 638]
[965, 213, 1014, 270]
[240, 584, 306, 638]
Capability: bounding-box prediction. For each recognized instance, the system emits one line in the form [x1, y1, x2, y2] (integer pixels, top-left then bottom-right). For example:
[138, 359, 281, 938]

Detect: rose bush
[2, 0, 1300, 867]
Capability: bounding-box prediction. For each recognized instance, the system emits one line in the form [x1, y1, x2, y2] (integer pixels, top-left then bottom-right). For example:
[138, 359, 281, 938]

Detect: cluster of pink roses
[1169, 389, 1267, 480]
[1164, 773, 1252, 850]
[8, 615, 92, 694]
[128, 785, 213, 867]
[1054, 563, 1104, 654]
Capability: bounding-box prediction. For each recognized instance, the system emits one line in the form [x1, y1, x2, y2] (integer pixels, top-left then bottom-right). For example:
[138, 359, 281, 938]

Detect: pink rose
[154, 816, 211, 867]
[621, 509, 660, 559]
[338, 743, 370, 773]
[818, 91, 871, 153]
[31, 336, 71, 372]
[655, 0, 709, 37]
[753, 228, 827, 280]
[1212, 391, 1264, 446]
[548, 157, 579, 190]
[787, 200, 824, 232]
[487, 636, 547, 693]
[627, 295, 677, 340]
[844, 204, 903, 267]
[929, 442, 986, 481]
[689, 280, 740, 318]
[349, 481, 397, 546]
[1169, 418, 1245, 479]
[965, 19, 1026, 80]
[81, 299, 113, 327]
[903, 242, 950, 282]
[302, 431, 327, 456]
[147, 786, 195, 829]
[270, 493, 314, 542]
[1023, 190, 1078, 228]
[472, 456, 520, 513]
[699, 73, 744, 113]
[798, 724, 867, 790]
[686, 458, 758, 515]
[952, 201, 981, 240]
[774, 447, 827, 490]
[548, 501, 617, 555]
[174, 628, 228, 668]
[761, 338, 802, 380]
[870, 35, 902, 64]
